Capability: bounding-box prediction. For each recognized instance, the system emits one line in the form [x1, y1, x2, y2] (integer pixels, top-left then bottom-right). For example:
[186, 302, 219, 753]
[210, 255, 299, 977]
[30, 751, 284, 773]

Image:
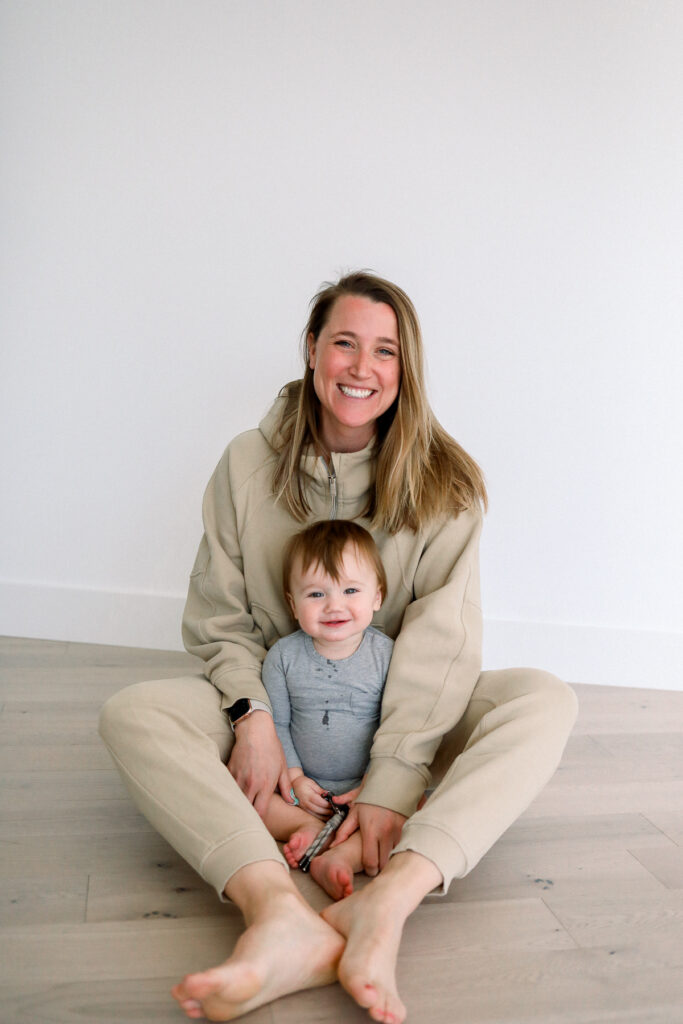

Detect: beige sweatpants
[98, 668, 577, 896]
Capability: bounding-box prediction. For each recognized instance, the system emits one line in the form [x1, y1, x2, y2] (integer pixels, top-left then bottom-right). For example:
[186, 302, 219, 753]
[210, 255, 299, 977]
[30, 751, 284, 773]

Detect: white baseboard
[1, 580, 681, 690]
[484, 618, 683, 691]
[0, 580, 186, 653]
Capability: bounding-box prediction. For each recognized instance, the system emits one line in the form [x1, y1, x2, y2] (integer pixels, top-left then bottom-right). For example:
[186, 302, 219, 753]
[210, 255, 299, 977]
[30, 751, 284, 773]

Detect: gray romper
[262, 626, 394, 793]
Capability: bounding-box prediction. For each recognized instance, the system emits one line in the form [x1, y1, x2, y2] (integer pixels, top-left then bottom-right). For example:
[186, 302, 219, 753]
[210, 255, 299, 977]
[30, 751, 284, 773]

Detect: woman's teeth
[339, 385, 373, 398]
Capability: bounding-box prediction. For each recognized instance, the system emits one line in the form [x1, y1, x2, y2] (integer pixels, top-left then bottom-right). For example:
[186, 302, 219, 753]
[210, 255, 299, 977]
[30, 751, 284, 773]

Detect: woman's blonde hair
[272, 271, 487, 533]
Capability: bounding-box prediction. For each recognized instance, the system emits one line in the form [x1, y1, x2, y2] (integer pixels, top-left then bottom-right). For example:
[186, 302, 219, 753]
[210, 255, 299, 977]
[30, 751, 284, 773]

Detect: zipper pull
[328, 465, 337, 520]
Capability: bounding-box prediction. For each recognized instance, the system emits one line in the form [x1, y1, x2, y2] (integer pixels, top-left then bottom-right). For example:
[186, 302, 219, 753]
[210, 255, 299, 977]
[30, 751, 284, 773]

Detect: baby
[262, 519, 393, 900]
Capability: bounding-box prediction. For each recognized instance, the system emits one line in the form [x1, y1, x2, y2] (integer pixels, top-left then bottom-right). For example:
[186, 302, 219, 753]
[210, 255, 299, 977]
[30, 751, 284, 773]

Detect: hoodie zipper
[328, 462, 337, 520]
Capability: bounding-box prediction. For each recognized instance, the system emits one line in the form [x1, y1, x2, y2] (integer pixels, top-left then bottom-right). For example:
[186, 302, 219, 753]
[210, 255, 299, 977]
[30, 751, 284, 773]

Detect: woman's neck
[318, 422, 376, 455]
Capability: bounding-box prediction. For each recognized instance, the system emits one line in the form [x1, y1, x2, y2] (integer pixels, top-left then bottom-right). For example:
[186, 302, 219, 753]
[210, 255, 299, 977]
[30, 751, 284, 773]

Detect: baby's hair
[283, 520, 387, 603]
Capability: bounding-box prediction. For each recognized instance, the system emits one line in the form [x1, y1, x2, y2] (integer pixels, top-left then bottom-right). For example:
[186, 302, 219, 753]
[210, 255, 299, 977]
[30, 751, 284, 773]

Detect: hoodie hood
[258, 394, 289, 450]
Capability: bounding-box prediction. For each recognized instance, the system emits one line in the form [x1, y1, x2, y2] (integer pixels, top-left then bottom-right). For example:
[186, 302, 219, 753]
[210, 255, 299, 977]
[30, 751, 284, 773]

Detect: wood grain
[2, 636, 682, 1023]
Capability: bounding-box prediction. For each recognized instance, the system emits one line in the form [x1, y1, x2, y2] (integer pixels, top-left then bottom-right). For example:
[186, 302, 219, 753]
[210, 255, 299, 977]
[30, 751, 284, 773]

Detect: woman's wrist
[226, 698, 272, 732]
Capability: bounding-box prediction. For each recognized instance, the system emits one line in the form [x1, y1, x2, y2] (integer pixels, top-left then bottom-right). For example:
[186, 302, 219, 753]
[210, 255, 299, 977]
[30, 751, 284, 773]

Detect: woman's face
[308, 294, 401, 453]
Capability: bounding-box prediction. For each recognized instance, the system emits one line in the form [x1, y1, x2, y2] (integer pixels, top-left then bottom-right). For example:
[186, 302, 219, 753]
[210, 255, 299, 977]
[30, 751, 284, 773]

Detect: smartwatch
[227, 698, 272, 732]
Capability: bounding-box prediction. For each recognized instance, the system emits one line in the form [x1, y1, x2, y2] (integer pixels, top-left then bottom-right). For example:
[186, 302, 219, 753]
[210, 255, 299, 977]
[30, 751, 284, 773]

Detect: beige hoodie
[182, 397, 483, 818]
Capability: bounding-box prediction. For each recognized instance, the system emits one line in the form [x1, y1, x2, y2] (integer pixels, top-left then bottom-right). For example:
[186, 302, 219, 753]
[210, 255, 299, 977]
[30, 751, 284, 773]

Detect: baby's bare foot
[284, 823, 322, 868]
[171, 892, 344, 1020]
[310, 847, 355, 900]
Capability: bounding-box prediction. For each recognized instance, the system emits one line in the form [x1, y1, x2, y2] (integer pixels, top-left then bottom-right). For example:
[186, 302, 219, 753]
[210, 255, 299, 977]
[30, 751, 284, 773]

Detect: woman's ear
[307, 332, 316, 370]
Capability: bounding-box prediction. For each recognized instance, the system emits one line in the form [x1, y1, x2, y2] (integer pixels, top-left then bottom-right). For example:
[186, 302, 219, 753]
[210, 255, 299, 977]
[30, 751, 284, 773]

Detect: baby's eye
[344, 587, 359, 595]
[307, 591, 324, 599]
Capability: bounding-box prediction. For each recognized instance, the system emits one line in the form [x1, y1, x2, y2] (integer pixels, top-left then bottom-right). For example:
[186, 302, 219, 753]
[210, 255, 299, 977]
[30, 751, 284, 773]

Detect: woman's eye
[335, 339, 352, 349]
[378, 347, 397, 358]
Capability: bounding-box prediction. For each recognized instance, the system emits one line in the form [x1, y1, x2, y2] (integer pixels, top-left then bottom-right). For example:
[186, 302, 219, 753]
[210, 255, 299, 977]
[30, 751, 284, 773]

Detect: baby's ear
[373, 589, 382, 612]
[286, 593, 297, 619]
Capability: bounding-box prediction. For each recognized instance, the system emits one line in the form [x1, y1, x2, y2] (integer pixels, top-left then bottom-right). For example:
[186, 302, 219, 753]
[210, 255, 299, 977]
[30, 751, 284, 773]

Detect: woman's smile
[338, 384, 375, 399]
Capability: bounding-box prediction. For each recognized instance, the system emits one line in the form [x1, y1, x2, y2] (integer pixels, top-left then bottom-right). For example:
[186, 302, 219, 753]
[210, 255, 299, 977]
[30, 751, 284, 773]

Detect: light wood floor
[1, 636, 682, 1024]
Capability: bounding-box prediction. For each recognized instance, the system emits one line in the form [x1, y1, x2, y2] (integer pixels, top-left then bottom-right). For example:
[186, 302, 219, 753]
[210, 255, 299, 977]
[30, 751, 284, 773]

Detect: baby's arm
[262, 645, 332, 818]
[261, 645, 301, 772]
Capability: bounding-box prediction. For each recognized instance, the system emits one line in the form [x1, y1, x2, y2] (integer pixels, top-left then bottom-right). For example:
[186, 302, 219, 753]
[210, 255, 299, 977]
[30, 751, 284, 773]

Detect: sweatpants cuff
[201, 829, 289, 900]
[391, 822, 469, 894]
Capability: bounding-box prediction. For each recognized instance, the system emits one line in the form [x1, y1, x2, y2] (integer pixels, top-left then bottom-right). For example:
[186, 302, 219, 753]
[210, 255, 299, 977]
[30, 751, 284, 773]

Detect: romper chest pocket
[350, 688, 382, 719]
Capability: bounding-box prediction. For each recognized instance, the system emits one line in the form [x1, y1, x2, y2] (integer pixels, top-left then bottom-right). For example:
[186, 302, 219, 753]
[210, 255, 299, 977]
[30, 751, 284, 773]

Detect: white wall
[1, 0, 681, 688]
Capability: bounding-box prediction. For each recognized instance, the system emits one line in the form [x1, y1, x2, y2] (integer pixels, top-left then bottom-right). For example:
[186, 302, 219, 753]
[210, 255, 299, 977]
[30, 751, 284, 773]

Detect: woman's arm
[358, 507, 484, 820]
[182, 443, 271, 706]
[181, 440, 291, 814]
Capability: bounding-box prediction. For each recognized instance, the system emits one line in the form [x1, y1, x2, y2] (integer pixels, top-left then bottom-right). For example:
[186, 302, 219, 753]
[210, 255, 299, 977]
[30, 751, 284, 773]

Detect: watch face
[228, 698, 251, 723]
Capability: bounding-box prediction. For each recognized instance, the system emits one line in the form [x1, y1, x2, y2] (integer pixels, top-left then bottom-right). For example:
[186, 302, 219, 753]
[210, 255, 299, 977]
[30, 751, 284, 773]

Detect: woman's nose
[350, 349, 371, 378]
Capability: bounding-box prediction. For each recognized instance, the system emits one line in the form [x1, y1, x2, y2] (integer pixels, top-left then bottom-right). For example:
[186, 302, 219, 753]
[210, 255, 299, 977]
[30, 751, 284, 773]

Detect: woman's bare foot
[321, 851, 443, 1023]
[283, 822, 322, 868]
[322, 885, 406, 1023]
[171, 890, 344, 1020]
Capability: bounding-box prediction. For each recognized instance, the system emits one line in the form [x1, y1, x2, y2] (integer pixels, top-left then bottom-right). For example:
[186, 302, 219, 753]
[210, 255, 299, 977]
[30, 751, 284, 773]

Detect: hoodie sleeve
[357, 508, 483, 817]
[181, 443, 272, 710]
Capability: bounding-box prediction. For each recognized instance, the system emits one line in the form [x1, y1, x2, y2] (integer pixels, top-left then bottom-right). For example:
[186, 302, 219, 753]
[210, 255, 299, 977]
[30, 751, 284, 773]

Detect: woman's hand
[332, 800, 406, 876]
[332, 784, 362, 805]
[227, 711, 291, 818]
[356, 804, 407, 875]
[291, 776, 332, 818]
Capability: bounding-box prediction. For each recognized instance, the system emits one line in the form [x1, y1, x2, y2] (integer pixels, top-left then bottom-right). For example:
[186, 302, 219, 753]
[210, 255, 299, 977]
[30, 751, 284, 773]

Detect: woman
[99, 272, 577, 1023]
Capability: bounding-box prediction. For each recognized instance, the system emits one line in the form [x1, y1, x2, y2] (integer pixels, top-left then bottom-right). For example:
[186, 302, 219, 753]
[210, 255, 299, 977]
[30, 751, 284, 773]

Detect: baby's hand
[291, 776, 331, 818]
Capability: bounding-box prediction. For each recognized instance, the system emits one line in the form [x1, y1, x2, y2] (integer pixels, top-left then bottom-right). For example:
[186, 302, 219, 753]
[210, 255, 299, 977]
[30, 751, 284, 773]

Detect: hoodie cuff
[209, 668, 269, 712]
[356, 756, 428, 818]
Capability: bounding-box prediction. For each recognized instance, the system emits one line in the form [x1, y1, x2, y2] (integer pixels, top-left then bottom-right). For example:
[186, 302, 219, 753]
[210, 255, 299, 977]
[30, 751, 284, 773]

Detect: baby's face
[286, 543, 382, 656]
